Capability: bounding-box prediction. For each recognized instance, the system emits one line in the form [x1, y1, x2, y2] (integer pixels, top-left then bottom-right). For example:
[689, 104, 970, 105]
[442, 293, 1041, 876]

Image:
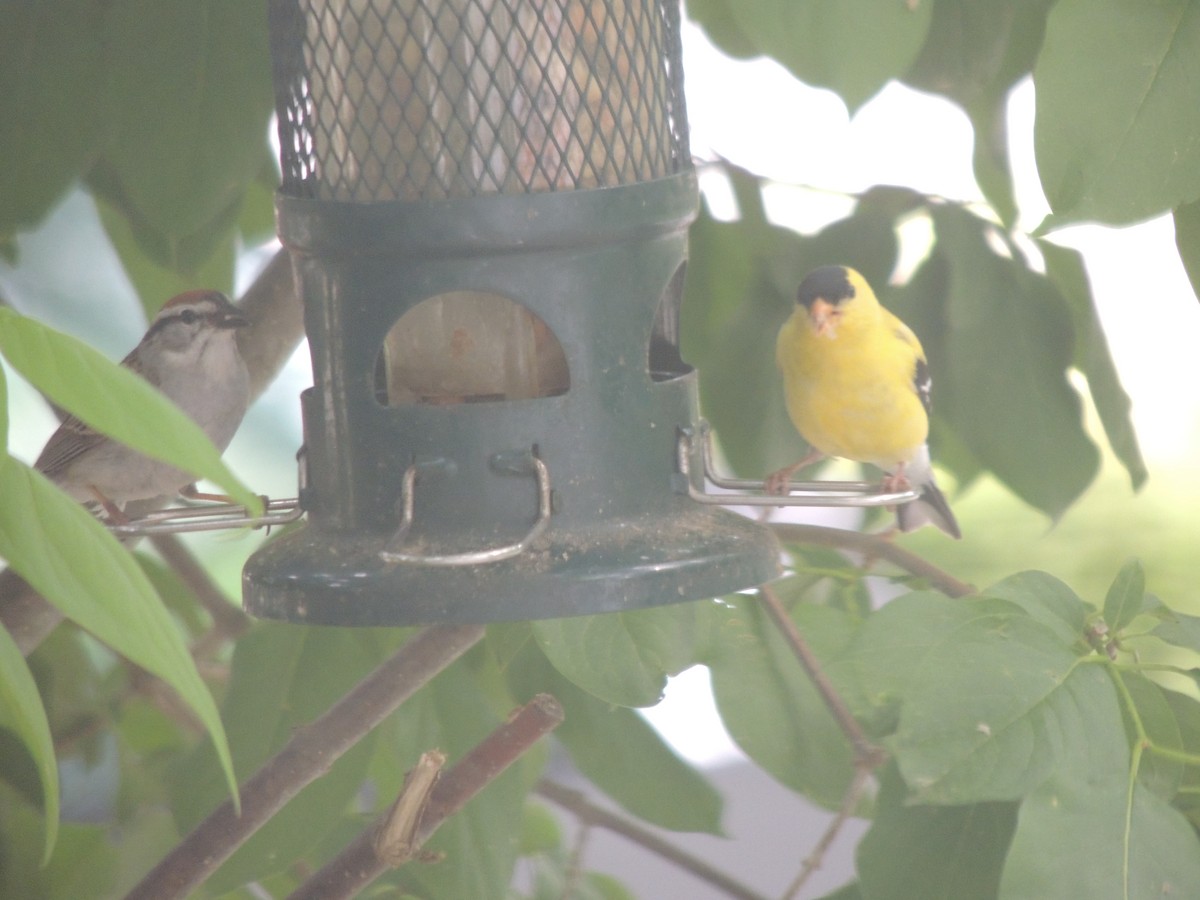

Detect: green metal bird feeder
[242, 0, 781, 625]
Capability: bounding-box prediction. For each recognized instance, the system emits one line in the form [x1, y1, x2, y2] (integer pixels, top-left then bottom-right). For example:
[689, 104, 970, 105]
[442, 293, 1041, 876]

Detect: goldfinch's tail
[896, 478, 961, 539]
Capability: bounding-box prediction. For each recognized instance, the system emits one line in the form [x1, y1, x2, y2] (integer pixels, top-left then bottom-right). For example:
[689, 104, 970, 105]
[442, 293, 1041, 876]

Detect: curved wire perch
[676, 423, 922, 508]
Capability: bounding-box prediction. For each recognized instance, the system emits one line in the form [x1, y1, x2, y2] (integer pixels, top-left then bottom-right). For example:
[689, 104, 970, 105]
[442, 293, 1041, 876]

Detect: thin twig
[759, 584, 887, 899]
[124, 624, 485, 900]
[289, 693, 565, 900]
[759, 584, 882, 767]
[536, 780, 770, 900]
[780, 764, 874, 900]
[770, 522, 974, 598]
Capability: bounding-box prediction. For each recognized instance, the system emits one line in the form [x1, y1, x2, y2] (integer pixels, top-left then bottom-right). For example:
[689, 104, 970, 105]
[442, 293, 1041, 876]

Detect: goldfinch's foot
[880, 467, 911, 494]
[764, 465, 800, 496]
[764, 450, 824, 496]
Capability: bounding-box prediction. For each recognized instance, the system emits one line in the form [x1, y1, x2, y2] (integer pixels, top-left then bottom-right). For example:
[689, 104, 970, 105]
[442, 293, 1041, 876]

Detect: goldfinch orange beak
[809, 298, 839, 338]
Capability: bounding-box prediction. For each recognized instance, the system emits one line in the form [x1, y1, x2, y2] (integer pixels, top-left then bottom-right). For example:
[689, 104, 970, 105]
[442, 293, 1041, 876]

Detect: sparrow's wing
[34, 416, 110, 482]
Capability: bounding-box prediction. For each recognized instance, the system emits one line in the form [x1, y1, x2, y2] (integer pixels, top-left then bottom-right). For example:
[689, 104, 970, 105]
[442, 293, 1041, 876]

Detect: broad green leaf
[725, 0, 933, 112]
[857, 764, 1017, 900]
[685, 0, 757, 59]
[208, 736, 377, 895]
[0, 308, 259, 513]
[1175, 199, 1200, 303]
[100, 0, 273, 242]
[827, 592, 1028, 737]
[1000, 776, 1200, 899]
[1039, 240, 1147, 489]
[982, 570, 1089, 648]
[0, 359, 7, 448]
[683, 205, 804, 478]
[506, 639, 724, 834]
[94, 195, 236, 320]
[1146, 598, 1200, 652]
[1035, 0, 1200, 224]
[924, 206, 1099, 518]
[0, 797, 117, 900]
[0, 620, 58, 863]
[1161, 689, 1200, 827]
[533, 602, 706, 708]
[708, 594, 857, 808]
[0, 1, 108, 238]
[887, 612, 1119, 804]
[1103, 559, 1147, 633]
[0, 459, 237, 807]
[172, 624, 391, 831]
[88, 160, 247, 281]
[902, 0, 1053, 226]
[1121, 674, 1183, 802]
[172, 624, 391, 893]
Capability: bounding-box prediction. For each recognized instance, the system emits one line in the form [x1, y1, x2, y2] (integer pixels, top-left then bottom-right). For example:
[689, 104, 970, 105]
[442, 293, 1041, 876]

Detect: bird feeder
[242, 0, 781, 625]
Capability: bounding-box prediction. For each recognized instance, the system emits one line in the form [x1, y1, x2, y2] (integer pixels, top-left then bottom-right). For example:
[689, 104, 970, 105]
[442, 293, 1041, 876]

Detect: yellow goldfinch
[767, 265, 961, 538]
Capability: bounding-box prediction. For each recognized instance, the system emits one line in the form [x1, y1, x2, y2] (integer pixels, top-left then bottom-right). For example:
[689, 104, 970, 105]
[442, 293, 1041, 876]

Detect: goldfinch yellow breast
[771, 265, 961, 538]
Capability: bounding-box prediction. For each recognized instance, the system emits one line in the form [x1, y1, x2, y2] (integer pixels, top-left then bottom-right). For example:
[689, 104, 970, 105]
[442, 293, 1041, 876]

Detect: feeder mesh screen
[269, 0, 690, 201]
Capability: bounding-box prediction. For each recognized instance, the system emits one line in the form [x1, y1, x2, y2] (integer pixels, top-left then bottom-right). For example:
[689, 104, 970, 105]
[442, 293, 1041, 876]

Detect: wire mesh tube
[270, 0, 691, 201]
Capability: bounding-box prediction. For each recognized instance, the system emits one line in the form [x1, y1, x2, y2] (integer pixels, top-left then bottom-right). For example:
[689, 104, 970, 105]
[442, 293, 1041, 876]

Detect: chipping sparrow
[35, 290, 251, 513]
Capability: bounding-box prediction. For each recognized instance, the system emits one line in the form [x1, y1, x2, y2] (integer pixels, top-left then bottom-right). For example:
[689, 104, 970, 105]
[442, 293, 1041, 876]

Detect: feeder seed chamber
[242, 0, 782, 625]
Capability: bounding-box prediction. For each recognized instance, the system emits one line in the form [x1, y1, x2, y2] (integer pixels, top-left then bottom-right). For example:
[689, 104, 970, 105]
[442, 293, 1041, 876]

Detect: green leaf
[685, 0, 758, 59]
[1103, 559, 1147, 633]
[0, 357, 8, 449]
[100, 0, 273, 242]
[982, 570, 1089, 648]
[1039, 240, 1147, 489]
[920, 206, 1099, 518]
[1174, 199, 1200, 303]
[532, 603, 706, 708]
[172, 624, 391, 831]
[172, 624, 392, 893]
[886, 611, 1120, 804]
[708, 594, 857, 808]
[1144, 597, 1200, 653]
[0, 620, 58, 863]
[506, 639, 724, 834]
[0, 0, 109, 238]
[0, 458, 237, 809]
[94, 195, 236, 320]
[857, 764, 1017, 900]
[828, 592, 1029, 738]
[1121, 674, 1183, 802]
[1034, 0, 1200, 224]
[0, 308, 259, 513]
[1000, 776, 1200, 899]
[725, 0, 933, 112]
[0, 797, 117, 900]
[902, 0, 1053, 226]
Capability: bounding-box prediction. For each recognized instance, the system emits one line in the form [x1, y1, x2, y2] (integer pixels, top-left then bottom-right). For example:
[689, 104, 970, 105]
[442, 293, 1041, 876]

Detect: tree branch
[124, 623, 485, 900]
[535, 780, 770, 900]
[769, 522, 975, 598]
[289, 693, 565, 900]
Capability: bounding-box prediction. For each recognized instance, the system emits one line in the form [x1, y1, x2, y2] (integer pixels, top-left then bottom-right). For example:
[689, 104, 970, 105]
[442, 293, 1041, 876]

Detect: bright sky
[644, 21, 1200, 768]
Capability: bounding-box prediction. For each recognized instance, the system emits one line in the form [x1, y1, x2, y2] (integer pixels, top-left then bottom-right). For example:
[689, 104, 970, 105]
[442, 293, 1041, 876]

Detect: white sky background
[644, 21, 1200, 767]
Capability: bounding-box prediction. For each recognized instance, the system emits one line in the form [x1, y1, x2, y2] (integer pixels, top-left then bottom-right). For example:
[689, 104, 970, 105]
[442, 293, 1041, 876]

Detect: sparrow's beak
[220, 309, 249, 329]
[808, 298, 839, 338]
